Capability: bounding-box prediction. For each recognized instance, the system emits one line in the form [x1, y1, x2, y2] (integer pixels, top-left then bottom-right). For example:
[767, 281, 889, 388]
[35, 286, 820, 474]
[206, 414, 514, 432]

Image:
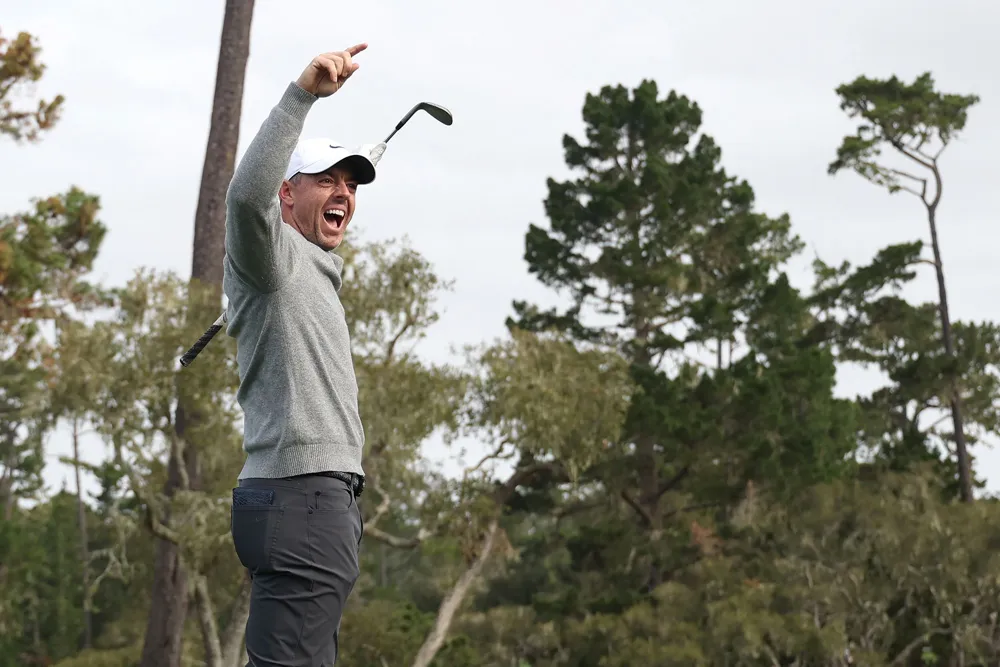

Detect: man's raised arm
[224, 44, 367, 292]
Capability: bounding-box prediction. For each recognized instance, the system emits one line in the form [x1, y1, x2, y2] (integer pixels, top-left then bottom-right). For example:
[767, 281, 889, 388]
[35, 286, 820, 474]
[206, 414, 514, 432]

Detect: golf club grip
[179, 323, 223, 367]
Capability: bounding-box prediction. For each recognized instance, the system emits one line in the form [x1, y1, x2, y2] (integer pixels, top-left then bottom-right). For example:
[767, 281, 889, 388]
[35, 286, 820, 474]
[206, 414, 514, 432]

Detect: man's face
[279, 165, 358, 250]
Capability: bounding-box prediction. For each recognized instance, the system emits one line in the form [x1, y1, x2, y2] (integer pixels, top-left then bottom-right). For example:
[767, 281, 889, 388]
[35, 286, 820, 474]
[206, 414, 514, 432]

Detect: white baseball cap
[284, 137, 377, 184]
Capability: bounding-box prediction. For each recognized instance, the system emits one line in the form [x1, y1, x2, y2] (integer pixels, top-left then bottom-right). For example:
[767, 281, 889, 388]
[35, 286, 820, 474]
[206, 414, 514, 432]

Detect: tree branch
[409, 519, 500, 667]
[651, 465, 691, 502]
[494, 461, 566, 505]
[890, 138, 935, 171]
[169, 433, 191, 492]
[364, 480, 431, 549]
[383, 310, 415, 365]
[620, 489, 654, 527]
[887, 167, 926, 184]
[221, 577, 251, 667]
[888, 628, 951, 666]
[365, 525, 430, 549]
[192, 574, 223, 667]
[463, 440, 514, 482]
[113, 438, 181, 545]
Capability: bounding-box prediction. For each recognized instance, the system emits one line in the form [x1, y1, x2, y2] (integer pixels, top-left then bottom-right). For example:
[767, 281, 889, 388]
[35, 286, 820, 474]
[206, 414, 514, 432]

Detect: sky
[4, 0, 999, 499]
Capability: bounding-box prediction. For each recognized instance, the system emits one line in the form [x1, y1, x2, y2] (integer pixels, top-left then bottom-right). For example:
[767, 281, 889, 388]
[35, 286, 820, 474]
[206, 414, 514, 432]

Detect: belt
[315, 470, 365, 498]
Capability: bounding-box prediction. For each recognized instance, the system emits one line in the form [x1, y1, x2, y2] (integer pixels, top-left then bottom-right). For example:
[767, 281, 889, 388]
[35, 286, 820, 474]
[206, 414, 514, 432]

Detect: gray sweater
[222, 81, 365, 480]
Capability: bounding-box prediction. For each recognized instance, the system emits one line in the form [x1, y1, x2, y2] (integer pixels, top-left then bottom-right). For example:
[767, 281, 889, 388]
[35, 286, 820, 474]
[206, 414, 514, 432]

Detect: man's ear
[278, 179, 294, 205]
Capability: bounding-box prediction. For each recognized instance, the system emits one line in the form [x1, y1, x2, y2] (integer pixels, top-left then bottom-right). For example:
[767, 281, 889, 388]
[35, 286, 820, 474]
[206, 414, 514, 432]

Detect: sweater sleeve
[224, 82, 317, 292]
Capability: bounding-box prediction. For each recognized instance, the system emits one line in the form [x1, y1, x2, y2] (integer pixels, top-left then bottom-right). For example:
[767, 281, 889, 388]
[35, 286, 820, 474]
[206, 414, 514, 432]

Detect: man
[223, 44, 372, 666]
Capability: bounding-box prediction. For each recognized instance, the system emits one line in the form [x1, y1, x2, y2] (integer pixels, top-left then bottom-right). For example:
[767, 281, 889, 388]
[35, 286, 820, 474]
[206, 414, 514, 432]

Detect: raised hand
[295, 43, 367, 98]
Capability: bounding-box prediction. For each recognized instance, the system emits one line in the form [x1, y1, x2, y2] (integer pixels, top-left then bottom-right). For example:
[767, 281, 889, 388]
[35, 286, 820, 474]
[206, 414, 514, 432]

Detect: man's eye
[348, 184, 358, 192]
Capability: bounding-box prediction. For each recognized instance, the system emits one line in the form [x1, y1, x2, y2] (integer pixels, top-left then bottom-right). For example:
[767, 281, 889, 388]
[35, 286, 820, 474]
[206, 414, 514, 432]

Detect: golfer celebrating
[224, 44, 372, 665]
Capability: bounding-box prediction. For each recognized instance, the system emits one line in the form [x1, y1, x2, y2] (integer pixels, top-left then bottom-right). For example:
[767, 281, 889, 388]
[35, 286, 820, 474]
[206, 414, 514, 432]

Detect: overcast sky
[5, 0, 999, 498]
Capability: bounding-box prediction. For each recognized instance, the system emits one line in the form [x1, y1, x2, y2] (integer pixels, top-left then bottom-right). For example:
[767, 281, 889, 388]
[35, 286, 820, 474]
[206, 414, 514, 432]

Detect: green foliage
[0, 188, 109, 512]
[0, 30, 64, 143]
[342, 237, 469, 494]
[827, 71, 985, 503]
[0, 492, 134, 666]
[513, 79, 801, 358]
[339, 598, 477, 667]
[470, 330, 634, 477]
[811, 242, 1000, 491]
[828, 72, 980, 192]
[51, 644, 140, 667]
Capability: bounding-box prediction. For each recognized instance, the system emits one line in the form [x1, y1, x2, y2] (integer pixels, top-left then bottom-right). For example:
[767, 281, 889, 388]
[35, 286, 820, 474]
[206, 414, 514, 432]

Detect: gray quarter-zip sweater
[223, 81, 365, 480]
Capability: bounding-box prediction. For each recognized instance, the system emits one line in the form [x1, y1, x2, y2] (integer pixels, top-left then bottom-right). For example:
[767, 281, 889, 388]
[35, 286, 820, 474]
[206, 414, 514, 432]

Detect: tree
[62, 269, 245, 667]
[468, 78, 872, 665]
[0, 29, 64, 143]
[828, 72, 981, 502]
[139, 2, 255, 665]
[509, 78, 854, 546]
[809, 242, 1000, 497]
[0, 30, 107, 659]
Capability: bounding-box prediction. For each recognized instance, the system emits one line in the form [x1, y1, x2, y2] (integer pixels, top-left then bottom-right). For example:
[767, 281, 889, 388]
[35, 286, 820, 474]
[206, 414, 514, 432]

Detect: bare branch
[145, 511, 183, 545]
[192, 574, 223, 667]
[651, 465, 691, 502]
[887, 167, 926, 184]
[409, 519, 500, 667]
[620, 489, 654, 527]
[463, 440, 514, 481]
[364, 480, 431, 549]
[890, 138, 935, 171]
[170, 433, 191, 492]
[384, 310, 415, 365]
[113, 439, 181, 545]
[365, 525, 430, 549]
[221, 577, 251, 667]
[888, 628, 951, 667]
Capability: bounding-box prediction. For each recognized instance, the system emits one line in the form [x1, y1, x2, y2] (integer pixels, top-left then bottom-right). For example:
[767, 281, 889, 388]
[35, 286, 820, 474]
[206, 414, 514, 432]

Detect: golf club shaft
[179, 312, 226, 367]
[383, 112, 416, 144]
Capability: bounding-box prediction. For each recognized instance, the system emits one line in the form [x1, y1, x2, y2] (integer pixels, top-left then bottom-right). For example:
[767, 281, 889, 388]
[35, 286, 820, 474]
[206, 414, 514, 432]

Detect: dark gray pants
[231, 474, 364, 666]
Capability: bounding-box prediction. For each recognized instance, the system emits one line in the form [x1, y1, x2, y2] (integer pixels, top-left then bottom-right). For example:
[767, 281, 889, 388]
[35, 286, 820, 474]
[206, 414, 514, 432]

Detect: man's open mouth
[324, 209, 346, 227]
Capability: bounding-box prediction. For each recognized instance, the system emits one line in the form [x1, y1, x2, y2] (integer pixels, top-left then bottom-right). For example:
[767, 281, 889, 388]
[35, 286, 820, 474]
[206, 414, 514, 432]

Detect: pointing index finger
[346, 43, 368, 56]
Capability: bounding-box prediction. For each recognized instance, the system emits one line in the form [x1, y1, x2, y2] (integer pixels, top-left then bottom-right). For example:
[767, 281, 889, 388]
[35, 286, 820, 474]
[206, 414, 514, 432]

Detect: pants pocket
[231, 488, 283, 572]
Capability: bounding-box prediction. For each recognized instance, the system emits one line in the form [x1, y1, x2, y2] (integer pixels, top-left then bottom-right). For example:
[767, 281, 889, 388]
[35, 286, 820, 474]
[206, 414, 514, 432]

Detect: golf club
[178, 101, 453, 368]
[368, 102, 453, 166]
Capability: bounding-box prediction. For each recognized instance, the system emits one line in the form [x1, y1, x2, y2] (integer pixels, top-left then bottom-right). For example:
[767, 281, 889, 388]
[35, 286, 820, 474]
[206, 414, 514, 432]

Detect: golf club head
[416, 102, 453, 126]
[384, 101, 454, 144]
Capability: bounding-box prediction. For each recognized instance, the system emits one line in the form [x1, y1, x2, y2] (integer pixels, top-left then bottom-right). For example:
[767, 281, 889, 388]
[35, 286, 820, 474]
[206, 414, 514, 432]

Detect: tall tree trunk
[189, 0, 255, 287]
[925, 165, 972, 502]
[72, 418, 93, 649]
[138, 2, 255, 666]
